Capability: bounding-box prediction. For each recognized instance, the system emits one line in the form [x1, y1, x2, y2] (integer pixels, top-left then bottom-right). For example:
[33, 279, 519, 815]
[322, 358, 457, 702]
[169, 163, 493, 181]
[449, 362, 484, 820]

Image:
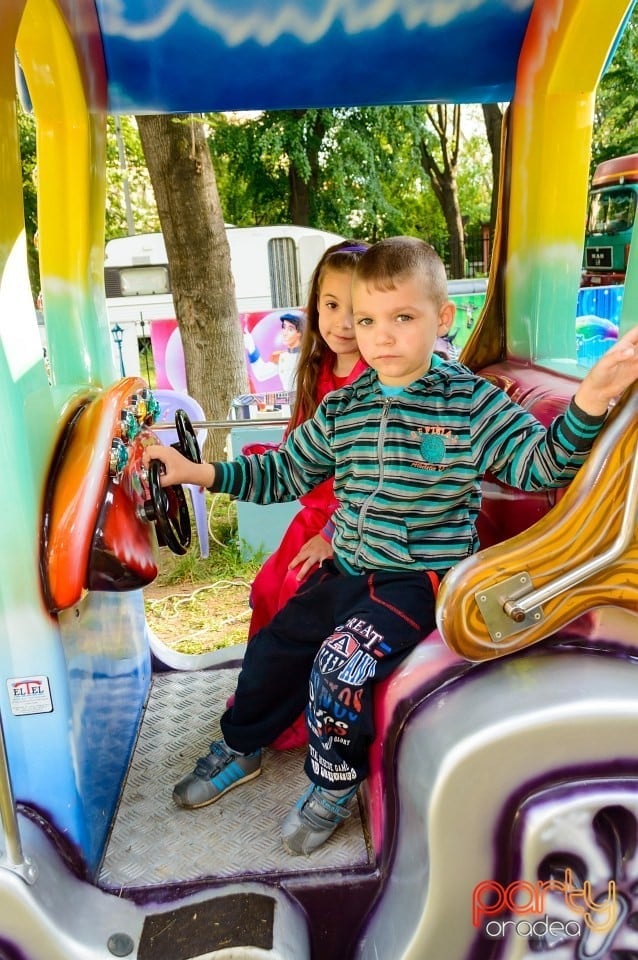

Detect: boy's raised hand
[575, 325, 638, 417]
[142, 444, 214, 489]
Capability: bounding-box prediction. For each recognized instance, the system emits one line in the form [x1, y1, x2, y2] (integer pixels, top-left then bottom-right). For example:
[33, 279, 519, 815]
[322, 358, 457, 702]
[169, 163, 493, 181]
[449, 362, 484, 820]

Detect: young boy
[143, 237, 638, 856]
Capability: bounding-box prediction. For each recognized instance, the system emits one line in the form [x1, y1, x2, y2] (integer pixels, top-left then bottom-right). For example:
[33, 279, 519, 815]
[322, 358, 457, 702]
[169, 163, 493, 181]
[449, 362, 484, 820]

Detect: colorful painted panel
[96, 0, 535, 113]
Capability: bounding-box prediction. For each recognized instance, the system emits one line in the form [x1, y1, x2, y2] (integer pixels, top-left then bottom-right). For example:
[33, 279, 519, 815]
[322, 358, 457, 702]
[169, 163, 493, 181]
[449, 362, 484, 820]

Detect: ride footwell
[99, 668, 371, 888]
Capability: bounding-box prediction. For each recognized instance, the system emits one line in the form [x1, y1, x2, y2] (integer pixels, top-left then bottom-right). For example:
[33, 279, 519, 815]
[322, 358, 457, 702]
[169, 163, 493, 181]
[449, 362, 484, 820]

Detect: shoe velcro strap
[194, 744, 232, 777]
[308, 789, 353, 823]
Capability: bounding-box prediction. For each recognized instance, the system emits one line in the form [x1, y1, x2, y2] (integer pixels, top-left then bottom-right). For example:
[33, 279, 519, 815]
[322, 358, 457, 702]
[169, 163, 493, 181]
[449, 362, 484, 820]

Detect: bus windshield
[586, 187, 637, 236]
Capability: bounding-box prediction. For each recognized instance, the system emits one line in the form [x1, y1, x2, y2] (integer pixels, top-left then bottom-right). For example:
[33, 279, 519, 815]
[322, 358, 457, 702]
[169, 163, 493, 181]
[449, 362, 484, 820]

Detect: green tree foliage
[410, 104, 468, 276]
[459, 131, 493, 227]
[208, 110, 294, 226]
[15, 99, 495, 290]
[17, 103, 39, 297]
[210, 105, 408, 238]
[105, 116, 160, 238]
[208, 105, 491, 259]
[591, 7, 638, 169]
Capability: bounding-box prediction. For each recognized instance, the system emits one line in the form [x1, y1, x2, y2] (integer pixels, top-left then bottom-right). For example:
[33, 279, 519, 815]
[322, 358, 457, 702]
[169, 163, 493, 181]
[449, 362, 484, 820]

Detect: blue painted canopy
[94, 0, 534, 114]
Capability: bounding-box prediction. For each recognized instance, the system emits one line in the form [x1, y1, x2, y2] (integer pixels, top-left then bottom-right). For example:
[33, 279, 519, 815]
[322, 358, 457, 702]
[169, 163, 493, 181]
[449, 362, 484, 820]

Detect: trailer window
[268, 238, 301, 308]
[116, 265, 171, 297]
[104, 264, 171, 297]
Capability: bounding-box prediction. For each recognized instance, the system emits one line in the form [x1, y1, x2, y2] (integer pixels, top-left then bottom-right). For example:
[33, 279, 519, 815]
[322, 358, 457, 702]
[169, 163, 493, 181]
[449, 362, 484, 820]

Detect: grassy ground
[143, 493, 265, 653]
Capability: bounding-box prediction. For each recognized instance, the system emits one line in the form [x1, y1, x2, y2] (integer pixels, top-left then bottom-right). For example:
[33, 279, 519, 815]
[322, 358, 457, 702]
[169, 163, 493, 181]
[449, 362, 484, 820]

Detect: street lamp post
[139, 315, 152, 382]
[111, 323, 125, 376]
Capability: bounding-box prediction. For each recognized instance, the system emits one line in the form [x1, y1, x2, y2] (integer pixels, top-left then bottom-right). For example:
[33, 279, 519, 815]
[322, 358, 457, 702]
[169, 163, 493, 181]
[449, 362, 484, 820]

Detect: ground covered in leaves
[143, 494, 264, 654]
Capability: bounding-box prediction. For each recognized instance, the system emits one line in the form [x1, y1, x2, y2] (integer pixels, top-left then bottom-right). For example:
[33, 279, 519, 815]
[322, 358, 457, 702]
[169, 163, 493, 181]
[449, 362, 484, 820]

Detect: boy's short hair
[353, 236, 449, 308]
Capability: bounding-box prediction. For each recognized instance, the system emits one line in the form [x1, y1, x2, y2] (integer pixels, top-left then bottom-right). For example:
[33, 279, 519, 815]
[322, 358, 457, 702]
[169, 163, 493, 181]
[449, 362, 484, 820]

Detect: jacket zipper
[354, 396, 393, 565]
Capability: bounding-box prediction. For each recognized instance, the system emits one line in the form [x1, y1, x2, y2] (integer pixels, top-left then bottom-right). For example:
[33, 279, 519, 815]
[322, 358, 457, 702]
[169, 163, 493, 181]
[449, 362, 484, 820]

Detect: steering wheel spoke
[144, 460, 191, 555]
[174, 409, 202, 463]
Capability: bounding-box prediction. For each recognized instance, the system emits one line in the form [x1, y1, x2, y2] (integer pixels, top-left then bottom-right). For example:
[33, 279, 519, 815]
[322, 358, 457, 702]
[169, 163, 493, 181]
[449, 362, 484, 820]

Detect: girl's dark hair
[289, 239, 369, 427]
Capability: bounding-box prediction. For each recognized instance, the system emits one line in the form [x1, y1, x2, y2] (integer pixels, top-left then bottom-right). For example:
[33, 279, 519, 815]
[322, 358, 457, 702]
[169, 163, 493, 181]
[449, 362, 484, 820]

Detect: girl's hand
[142, 444, 214, 488]
[288, 534, 333, 581]
[575, 325, 638, 416]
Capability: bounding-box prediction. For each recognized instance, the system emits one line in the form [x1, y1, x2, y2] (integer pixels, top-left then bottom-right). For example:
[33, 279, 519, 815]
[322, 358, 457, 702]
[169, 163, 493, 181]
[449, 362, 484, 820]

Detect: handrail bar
[0, 708, 35, 881]
[153, 418, 290, 433]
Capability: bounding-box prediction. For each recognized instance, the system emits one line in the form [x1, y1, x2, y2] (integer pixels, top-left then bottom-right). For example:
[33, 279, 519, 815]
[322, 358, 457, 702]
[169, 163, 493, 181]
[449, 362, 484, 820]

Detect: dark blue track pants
[220, 561, 438, 789]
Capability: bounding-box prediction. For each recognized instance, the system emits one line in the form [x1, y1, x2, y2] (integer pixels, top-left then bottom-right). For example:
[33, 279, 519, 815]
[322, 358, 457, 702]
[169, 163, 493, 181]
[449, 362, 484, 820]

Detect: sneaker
[173, 740, 261, 809]
[281, 783, 358, 855]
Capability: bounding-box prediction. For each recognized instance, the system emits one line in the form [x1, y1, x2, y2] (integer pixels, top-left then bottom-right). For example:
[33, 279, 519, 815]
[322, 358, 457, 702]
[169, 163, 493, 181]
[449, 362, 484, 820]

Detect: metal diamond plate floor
[99, 669, 371, 888]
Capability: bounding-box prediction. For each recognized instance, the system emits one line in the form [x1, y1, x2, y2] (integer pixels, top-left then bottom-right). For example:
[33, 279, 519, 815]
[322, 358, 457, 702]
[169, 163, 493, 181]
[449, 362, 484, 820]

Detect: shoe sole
[173, 767, 262, 809]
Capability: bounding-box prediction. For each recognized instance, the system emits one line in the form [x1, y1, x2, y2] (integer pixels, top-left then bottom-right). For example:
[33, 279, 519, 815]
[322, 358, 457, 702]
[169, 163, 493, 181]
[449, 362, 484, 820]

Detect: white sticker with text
[6, 676, 53, 716]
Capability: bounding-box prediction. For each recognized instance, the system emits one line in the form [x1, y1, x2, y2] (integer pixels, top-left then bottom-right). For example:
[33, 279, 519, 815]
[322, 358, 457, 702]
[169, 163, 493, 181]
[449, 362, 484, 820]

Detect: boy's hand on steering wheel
[143, 444, 215, 489]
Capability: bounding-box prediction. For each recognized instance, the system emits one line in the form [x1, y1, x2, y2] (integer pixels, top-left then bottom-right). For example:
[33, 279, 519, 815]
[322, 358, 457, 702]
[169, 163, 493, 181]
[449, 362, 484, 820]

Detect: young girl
[236, 239, 369, 748]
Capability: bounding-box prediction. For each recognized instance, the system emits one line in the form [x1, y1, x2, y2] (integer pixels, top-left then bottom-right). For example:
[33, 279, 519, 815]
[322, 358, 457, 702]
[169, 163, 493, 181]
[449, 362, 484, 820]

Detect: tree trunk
[439, 188, 466, 279]
[288, 109, 327, 225]
[137, 114, 248, 460]
[289, 163, 311, 225]
[481, 103, 503, 236]
[418, 106, 466, 278]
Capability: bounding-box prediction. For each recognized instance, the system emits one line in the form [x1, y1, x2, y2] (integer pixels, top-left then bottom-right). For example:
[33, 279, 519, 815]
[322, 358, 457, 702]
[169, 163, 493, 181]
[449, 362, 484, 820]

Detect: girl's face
[317, 267, 360, 373]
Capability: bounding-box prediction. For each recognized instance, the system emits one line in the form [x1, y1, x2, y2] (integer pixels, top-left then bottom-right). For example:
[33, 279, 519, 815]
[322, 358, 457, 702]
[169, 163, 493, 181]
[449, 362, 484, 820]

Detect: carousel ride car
[1, 0, 637, 958]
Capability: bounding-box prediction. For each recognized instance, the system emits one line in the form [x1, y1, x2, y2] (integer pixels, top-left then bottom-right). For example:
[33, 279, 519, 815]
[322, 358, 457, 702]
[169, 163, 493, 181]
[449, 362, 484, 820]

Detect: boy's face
[352, 273, 455, 387]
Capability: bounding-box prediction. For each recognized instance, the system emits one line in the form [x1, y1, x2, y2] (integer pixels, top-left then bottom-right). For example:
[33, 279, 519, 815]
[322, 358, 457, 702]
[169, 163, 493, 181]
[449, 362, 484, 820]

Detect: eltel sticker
[7, 676, 53, 716]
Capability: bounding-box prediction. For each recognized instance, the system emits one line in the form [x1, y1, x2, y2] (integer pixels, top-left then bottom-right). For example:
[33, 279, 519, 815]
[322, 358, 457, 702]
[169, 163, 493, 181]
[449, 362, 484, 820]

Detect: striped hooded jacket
[211, 358, 605, 576]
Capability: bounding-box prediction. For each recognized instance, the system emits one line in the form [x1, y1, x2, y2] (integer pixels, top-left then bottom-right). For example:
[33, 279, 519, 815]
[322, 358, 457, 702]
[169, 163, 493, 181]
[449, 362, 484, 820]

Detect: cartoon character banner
[150, 308, 305, 396]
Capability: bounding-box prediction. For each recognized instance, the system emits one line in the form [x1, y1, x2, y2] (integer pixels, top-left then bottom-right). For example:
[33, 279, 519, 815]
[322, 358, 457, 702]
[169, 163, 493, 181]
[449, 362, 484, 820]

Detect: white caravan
[105, 224, 343, 375]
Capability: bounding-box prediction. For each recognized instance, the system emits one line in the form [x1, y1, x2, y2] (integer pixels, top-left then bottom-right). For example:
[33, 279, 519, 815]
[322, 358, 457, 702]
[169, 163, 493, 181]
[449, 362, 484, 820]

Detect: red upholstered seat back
[474, 362, 578, 548]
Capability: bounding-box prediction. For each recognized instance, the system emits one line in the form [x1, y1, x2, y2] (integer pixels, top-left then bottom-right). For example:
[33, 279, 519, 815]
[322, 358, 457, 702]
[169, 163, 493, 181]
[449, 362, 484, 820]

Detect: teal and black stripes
[214, 433, 333, 504]
[561, 398, 608, 449]
[211, 363, 607, 575]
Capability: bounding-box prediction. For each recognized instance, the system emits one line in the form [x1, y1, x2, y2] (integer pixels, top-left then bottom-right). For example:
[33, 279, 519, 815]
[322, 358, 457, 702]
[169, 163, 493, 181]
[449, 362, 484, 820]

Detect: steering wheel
[174, 409, 202, 463]
[144, 460, 191, 555]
